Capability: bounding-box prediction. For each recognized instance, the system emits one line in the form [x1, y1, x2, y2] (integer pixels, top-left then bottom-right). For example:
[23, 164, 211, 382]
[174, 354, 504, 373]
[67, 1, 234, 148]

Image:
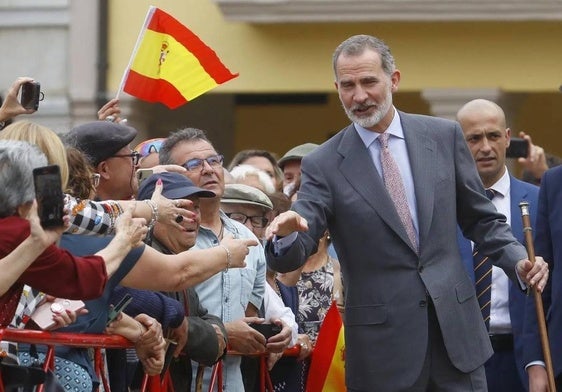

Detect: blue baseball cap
[137, 172, 215, 200]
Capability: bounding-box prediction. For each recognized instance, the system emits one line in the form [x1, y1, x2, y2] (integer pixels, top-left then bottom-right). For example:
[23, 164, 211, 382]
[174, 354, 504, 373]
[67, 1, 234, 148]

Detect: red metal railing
[0, 329, 303, 392]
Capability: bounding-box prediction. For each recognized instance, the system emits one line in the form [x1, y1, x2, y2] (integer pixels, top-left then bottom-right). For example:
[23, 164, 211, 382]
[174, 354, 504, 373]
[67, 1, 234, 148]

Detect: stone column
[421, 88, 503, 120]
[68, 1, 101, 129]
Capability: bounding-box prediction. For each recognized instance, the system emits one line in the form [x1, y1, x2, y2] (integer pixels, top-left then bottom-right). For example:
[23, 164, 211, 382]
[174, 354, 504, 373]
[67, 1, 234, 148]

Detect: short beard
[342, 88, 393, 129]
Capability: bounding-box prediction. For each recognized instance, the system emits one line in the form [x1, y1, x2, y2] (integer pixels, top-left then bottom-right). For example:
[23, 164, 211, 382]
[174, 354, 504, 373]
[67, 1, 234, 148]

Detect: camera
[506, 137, 529, 159]
[20, 81, 43, 110]
[32, 165, 65, 228]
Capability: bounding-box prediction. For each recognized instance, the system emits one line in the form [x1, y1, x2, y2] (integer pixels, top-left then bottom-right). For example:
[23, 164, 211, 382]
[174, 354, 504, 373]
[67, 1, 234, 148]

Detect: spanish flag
[120, 6, 238, 109]
[306, 301, 346, 392]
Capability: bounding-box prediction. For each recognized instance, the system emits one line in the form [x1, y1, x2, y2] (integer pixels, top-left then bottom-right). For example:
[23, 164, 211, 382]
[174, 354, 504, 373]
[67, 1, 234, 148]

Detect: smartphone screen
[32, 165, 65, 227]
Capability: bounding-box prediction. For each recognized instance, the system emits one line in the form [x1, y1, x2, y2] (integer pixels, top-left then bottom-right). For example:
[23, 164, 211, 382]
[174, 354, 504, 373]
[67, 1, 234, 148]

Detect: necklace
[273, 279, 282, 299]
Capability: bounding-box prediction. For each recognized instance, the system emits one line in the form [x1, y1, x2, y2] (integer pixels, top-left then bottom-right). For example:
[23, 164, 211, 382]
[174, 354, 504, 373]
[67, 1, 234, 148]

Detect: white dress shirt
[483, 168, 512, 334]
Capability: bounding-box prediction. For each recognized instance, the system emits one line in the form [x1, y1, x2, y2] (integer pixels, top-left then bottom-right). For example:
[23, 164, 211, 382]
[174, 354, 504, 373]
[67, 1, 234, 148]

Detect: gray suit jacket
[266, 111, 528, 390]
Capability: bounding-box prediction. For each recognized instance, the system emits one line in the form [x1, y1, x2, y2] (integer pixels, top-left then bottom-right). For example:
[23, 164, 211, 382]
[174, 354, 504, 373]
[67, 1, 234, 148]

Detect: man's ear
[97, 161, 110, 180]
[390, 70, 401, 93]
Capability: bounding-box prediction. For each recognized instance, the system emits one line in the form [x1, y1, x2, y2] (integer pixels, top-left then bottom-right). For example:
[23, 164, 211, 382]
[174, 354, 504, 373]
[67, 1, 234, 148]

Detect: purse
[0, 345, 64, 392]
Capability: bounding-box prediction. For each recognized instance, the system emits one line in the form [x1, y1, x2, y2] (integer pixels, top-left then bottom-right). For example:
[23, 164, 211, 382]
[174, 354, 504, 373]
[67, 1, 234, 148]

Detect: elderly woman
[0, 140, 146, 326]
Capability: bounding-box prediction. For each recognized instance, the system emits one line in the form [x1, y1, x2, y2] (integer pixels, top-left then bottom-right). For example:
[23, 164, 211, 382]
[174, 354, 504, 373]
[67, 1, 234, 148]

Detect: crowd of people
[0, 33, 561, 392]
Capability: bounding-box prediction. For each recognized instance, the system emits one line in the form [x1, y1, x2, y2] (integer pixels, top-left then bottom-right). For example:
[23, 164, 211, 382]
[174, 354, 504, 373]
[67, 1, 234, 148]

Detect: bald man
[456, 99, 540, 392]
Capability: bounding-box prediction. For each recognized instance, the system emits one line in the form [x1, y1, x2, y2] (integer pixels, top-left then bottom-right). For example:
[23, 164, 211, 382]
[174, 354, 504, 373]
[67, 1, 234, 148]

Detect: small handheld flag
[118, 6, 238, 109]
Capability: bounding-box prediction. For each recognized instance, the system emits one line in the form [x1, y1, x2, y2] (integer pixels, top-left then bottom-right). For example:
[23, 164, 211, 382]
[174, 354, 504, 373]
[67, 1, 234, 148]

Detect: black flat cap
[65, 121, 138, 166]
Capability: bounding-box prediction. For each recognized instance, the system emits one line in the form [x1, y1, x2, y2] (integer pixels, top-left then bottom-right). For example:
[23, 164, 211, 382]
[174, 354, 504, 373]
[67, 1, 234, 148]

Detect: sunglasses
[134, 138, 166, 158]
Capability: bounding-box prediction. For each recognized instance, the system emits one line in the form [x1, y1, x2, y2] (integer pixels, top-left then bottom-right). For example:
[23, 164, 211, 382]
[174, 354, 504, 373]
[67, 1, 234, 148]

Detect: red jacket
[0, 216, 108, 326]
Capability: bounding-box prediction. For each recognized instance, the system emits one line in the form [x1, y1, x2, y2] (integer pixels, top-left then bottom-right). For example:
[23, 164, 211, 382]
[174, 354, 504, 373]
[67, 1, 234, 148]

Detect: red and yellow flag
[121, 6, 238, 109]
[306, 301, 346, 392]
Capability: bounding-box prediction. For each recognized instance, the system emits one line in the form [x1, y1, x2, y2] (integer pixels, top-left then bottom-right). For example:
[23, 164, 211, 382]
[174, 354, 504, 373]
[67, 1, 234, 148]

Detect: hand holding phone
[506, 137, 530, 158]
[30, 298, 85, 330]
[20, 81, 43, 111]
[33, 165, 65, 228]
[107, 293, 133, 327]
[249, 323, 282, 340]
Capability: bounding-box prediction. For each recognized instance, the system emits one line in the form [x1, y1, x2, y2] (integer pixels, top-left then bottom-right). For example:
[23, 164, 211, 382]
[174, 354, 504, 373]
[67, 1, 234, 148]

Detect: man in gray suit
[265, 34, 549, 391]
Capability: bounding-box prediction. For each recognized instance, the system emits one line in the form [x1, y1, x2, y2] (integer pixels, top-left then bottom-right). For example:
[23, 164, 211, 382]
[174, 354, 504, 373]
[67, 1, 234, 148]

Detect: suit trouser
[484, 346, 526, 392]
[349, 302, 487, 392]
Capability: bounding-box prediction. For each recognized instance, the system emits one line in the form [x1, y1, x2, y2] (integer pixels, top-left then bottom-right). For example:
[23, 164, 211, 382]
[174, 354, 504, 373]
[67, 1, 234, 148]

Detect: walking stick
[519, 201, 556, 392]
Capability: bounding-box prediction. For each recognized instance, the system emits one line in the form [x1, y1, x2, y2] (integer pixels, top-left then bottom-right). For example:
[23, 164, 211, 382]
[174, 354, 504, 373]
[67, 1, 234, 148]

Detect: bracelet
[219, 244, 231, 272]
[142, 200, 158, 228]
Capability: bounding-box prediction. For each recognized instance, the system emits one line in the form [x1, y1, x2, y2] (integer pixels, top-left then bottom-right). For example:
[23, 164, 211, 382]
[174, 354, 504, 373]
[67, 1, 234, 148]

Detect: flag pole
[519, 201, 556, 392]
[116, 5, 157, 100]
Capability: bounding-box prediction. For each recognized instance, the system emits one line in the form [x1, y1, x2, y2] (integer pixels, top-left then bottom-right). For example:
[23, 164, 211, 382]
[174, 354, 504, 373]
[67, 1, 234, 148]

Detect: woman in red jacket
[0, 139, 147, 327]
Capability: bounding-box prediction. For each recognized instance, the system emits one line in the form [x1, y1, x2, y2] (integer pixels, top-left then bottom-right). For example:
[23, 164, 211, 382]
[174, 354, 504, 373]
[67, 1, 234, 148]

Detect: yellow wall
[109, 1, 562, 160]
[109, 0, 562, 92]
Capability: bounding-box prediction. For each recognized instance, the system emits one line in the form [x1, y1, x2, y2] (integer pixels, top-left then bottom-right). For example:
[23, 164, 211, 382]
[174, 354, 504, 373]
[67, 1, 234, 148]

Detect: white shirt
[484, 168, 512, 334]
[263, 284, 298, 346]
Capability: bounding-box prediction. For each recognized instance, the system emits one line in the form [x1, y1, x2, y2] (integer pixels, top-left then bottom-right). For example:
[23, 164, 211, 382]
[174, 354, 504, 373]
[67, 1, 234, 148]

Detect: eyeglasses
[134, 138, 165, 158]
[226, 212, 269, 228]
[183, 154, 224, 172]
[91, 173, 100, 188]
[110, 151, 141, 166]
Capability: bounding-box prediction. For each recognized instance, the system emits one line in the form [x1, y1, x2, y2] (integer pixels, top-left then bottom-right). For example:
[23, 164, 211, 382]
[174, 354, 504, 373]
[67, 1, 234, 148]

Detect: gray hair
[0, 140, 48, 217]
[159, 127, 212, 165]
[332, 34, 396, 77]
[230, 164, 276, 194]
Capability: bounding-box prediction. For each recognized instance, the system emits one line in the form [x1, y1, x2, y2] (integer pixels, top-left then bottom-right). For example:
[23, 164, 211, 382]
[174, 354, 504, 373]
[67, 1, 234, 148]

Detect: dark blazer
[523, 165, 562, 377]
[457, 175, 539, 385]
[266, 111, 528, 391]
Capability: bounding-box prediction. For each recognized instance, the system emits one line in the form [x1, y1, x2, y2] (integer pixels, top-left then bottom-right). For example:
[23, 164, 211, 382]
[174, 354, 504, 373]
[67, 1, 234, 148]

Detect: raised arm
[65, 181, 195, 236]
[120, 235, 257, 291]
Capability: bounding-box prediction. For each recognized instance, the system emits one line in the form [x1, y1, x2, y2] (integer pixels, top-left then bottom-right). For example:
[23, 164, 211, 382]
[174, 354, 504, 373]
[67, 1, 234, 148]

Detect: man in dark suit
[264, 34, 549, 391]
[456, 99, 539, 391]
[523, 164, 562, 391]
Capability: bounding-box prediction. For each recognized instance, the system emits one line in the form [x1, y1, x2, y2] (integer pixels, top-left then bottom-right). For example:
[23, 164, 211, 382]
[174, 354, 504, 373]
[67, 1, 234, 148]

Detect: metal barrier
[208, 345, 302, 392]
[0, 329, 163, 392]
[0, 329, 303, 392]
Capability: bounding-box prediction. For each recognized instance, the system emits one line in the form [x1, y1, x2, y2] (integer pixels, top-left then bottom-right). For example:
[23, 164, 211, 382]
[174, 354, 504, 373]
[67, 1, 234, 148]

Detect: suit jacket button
[419, 299, 427, 307]
[418, 265, 424, 273]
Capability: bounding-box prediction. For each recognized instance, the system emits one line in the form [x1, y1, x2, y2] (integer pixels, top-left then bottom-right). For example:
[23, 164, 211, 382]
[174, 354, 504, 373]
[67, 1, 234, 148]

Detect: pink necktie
[378, 132, 418, 251]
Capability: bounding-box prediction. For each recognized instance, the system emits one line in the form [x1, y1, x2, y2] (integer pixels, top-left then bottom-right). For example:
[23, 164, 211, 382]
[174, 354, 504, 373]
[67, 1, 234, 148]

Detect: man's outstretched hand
[265, 211, 308, 240]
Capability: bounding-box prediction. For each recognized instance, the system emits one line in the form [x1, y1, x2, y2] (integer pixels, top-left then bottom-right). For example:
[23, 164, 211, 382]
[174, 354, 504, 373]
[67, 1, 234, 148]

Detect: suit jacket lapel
[337, 123, 417, 252]
[401, 113, 436, 250]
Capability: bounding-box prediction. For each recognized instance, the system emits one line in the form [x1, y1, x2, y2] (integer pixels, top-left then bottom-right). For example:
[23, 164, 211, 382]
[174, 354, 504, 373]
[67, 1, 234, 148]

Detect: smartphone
[136, 168, 154, 186]
[20, 81, 42, 110]
[30, 298, 85, 330]
[249, 323, 282, 340]
[506, 137, 529, 158]
[32, 165, 65, 228]
[106, 293, 133, 326]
